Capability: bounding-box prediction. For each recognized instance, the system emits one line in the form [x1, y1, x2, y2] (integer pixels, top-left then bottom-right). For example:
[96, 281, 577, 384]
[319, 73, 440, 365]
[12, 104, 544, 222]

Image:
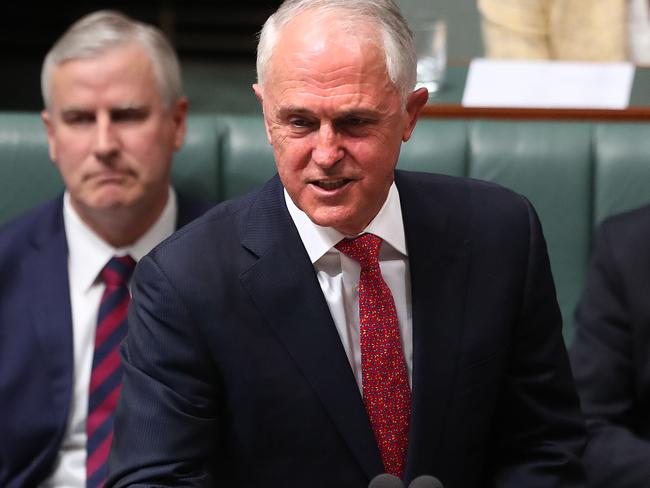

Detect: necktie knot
[335, 233, 382, 271]
[101, 255, 136, 289]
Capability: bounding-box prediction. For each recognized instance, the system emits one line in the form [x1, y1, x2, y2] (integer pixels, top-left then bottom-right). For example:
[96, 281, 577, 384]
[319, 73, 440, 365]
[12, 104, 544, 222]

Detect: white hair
[256, 0, 417, 103]
[41, 10, 182, 110]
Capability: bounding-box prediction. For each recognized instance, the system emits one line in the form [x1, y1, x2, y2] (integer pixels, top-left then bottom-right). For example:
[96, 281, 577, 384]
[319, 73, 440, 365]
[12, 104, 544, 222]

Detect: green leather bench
[2, 111, 650, 343]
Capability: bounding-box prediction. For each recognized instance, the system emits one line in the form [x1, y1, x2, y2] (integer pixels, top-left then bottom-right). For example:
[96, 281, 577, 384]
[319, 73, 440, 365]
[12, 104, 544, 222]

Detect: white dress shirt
[40, 188, 177, 488]
[285, 183, 413, 392]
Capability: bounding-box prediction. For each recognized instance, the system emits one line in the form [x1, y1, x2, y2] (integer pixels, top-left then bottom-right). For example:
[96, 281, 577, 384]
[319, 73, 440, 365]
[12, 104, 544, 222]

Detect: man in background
[572, 204, 650, 488]
[108, 1, 586, 486]
[0, 10, 209, 488]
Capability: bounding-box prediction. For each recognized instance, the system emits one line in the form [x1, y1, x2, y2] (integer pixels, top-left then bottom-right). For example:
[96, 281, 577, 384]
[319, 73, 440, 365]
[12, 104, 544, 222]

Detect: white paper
[462, 59, 635, 109]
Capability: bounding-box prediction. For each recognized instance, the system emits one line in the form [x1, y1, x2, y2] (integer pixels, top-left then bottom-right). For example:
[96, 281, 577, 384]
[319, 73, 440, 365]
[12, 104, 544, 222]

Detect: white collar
[63, 187, 177, 291]
[285, 182, 407, 264]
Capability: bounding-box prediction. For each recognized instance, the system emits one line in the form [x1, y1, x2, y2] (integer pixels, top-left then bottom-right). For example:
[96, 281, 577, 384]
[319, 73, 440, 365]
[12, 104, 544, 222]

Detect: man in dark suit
[0, 10, 209, 488]
[571, 204, 650, 488]
[108, 1, 586, 486]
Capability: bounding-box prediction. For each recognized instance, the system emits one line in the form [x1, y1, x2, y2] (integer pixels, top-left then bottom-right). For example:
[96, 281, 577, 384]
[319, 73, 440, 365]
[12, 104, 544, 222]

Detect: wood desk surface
[422, 65, 650, 121]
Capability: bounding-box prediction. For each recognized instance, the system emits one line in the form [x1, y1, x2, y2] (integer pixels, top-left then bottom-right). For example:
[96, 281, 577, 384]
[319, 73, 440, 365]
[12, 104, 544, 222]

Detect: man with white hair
[0, 10, 209, 488]
[109, 1, 587, 486]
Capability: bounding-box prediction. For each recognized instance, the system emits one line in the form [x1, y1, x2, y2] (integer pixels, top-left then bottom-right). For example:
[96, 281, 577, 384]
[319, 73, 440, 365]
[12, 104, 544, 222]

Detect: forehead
[265, 10, 398, 111]
[49, 43, 160, 109]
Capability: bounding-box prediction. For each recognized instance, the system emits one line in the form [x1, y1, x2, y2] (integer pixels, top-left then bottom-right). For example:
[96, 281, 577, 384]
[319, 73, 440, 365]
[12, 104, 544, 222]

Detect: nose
[312, 123, 343, 168]
[94, 113, 119, 162]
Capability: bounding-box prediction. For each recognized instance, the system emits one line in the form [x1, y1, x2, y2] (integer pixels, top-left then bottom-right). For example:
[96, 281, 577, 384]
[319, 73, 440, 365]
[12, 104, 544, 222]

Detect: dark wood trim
[421, 104, 650, 121]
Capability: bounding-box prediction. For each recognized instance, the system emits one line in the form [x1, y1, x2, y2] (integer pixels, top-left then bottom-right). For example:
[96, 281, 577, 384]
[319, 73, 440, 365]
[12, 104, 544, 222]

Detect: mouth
[86, 169, 134, 183]
[310, 179, 352, 191]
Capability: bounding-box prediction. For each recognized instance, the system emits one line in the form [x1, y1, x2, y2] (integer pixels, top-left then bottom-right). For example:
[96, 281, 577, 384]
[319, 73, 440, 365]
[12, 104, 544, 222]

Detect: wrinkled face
[254, 12, 427, 235]
[42, 43, 187, 220]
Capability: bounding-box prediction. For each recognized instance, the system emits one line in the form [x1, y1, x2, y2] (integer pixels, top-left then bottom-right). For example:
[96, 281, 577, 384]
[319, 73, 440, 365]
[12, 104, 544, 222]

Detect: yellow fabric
[478, 0, 628, 61]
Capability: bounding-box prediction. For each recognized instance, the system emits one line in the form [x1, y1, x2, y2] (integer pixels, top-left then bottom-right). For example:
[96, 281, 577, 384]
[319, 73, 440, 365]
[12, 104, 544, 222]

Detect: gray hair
[41, 10, 182, 110]
[256, 0, 416, 102]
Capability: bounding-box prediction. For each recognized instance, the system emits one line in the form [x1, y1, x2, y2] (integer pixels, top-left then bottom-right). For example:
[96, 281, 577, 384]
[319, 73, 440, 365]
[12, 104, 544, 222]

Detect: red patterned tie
[86, 255, 136, 488]
[336, 233, 411, 478]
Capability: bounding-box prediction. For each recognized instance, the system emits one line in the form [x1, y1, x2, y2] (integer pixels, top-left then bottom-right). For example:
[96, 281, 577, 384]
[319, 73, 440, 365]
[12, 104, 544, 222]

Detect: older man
[0, 10, 209, 488]
[108, 1, 586, 487]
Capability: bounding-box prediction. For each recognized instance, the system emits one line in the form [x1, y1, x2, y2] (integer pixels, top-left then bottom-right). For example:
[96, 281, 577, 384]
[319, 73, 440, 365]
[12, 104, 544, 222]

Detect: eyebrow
[277, 106, 312, 119]
[110, 106, 150, 116]
[277, 106, 381, 120]
[60, 105, 150, 118]
[60, 103, 149, 112]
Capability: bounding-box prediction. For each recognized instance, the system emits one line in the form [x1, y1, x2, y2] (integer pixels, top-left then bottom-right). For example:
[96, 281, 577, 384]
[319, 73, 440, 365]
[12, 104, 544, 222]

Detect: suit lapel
[22, 198, 74, 431]
[238, 173, 471, 479]
[239, 177, 384, 478]
[22, 192, 206, 424]
[396, 173, 470, 481]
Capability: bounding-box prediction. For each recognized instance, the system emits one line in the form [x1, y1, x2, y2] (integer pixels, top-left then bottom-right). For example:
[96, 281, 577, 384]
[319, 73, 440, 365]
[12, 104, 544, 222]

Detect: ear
[402, 87, 429, 142]
[253, 83, 273, 145]
[41, 110, 58, 164]
[252, 83, 264, 104]
[171, 96, 189, 150]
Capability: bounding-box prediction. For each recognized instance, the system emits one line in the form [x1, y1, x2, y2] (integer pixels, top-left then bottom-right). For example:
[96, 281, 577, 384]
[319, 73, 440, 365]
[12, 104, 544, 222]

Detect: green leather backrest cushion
[0, 112, 61, 224]
[217, 114, 276, 200]
[594, 123, 650, 226]
[468, 121, 593, 342]
[171, 114, 224, 202]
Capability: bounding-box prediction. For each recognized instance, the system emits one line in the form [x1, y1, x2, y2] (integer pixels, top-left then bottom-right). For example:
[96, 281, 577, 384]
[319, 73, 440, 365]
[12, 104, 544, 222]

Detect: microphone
[368, 473, 406, 488]
[408, 475, 444, 488]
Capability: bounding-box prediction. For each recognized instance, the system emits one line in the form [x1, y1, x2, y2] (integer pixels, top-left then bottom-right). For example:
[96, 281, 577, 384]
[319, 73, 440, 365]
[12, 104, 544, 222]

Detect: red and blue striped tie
[86, 255, 136, 488]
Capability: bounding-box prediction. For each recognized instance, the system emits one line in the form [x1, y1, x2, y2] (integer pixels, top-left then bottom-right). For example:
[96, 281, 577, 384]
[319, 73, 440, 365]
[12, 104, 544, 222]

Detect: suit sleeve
[494, 199, 586, 487]
[571, 221, 650, 488]
[106, 254, 219, 487]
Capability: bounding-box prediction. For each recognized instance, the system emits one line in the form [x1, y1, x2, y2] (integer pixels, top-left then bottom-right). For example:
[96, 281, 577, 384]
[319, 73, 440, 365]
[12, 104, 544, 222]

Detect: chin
[308, 212, 361, 235]
[88, 194, 138, 212]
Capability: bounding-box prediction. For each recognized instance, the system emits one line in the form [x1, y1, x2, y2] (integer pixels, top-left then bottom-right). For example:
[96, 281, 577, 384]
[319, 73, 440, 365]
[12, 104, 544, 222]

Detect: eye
[344, 117, 367, 126]
[289, 117, 314, 129]
[337, 116, 375, 135]
[111, 107, 149, 123]
[62, 111, 95, 125]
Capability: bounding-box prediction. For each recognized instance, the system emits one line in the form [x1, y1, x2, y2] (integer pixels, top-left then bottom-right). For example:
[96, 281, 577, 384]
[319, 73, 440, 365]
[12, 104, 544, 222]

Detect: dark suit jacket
[571, 204, 650, 488]
[0, 194, 210, 488]
[108, 171, 586, 488]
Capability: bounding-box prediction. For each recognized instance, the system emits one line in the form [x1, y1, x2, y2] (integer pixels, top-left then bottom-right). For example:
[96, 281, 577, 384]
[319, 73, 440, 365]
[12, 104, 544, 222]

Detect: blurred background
[0, 0, 482, 111]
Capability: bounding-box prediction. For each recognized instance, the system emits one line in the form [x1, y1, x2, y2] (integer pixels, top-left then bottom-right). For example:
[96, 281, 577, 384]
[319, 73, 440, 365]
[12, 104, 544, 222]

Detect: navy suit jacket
[108, 171, 586, 488]
[571, 204, 650, 488]
[0, 194, 210, 488]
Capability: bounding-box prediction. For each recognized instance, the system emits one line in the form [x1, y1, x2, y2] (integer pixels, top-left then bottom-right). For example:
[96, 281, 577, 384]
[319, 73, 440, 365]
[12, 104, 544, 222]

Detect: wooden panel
[421, 104, 650, 121]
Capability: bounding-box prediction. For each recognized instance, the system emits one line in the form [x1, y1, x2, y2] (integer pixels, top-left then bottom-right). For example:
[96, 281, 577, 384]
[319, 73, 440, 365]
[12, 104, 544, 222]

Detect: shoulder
[0, 197, 65, 297]
[396, 170, 539, 257]
[599, 204, 650, 237]
[133, 181, 277, 301]
[0, 196, 63, 258]
[147, 179, 272, 263]
[396, 170, 530, 220]
[595, 203, 650, 258]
